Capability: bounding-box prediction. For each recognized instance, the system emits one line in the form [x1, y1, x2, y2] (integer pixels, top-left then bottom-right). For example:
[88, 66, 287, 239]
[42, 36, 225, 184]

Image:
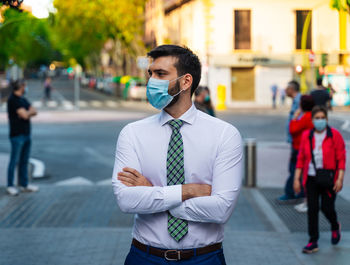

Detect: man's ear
[181, 74, 193, 92]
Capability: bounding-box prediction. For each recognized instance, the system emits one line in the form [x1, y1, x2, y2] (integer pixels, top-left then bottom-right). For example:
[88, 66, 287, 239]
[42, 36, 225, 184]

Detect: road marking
[55, 176, 94, 186]
[32, 101, 43, 108]
[29, 158, 45, 178]
[341, 120, 350, 132]
[90, 100, 103, 107]
[47, 101, 58, 108]
[249, 189, 290, 233]
[84, 147, 112, 167]
[96, 179, 112, 186]
[78, 100, 88, 107]
[106, 100, 118, 108]
[62, 100, 74, 110]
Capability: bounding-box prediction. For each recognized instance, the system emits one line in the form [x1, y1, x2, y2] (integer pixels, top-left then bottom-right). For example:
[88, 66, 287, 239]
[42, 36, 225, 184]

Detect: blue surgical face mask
[204, 94, 210, 102]
[146, 75, 184, 110]
[313, 119, 327, 132]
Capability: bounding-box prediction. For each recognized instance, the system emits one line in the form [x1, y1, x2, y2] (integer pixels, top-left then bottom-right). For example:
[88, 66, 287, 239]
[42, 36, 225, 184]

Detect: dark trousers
[124, 245, 226, 265]
[306, 177, 339, 242]
[7, 134, 31, 187]
[284, 148, 304, 198]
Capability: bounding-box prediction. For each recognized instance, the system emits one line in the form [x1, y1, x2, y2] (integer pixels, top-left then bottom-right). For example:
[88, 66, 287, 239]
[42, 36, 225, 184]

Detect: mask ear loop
[169, 75, 187, 97]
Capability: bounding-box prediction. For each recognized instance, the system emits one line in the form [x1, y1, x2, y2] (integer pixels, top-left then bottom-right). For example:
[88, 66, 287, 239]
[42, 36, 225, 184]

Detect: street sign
[309, 51, 315, 64]
[137, 57, 149, 69]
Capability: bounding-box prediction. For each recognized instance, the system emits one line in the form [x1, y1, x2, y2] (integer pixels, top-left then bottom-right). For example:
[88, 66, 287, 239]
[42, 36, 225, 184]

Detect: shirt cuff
[164, 185, 182, 209]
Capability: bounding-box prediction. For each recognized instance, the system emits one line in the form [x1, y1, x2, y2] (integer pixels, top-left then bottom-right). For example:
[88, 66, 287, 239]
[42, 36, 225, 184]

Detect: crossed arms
[17, 106, 37, 120]
[112, 125, 243, 224]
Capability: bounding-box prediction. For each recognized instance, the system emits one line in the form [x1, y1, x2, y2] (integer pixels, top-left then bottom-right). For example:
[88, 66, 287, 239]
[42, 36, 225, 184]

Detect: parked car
[81, 73, 90, 87]
[96, 78, 105, 91]
[102, 77, 116, 95]
[128, 80, 147, 100]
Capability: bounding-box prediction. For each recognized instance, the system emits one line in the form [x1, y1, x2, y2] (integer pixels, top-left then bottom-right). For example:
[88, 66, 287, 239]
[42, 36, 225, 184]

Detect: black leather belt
[132, 238, 222, 261]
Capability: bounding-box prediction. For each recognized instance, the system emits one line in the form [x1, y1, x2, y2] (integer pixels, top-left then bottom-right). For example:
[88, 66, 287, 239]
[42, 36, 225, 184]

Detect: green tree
[0, 6, 57, 70]
[331, 0, 350, 11]
[52, 0, 145, 74]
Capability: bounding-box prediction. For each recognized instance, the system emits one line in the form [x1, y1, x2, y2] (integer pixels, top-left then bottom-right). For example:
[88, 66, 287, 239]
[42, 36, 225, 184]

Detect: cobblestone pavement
[0, 185, 349, 265]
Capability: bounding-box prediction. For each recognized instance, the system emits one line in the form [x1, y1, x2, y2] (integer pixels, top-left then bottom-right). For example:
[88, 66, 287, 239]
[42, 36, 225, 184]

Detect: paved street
[0, 79, 350, 264]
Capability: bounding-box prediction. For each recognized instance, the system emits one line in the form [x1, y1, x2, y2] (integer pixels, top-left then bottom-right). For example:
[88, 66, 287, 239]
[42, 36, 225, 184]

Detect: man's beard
[165, 80, 181, 108]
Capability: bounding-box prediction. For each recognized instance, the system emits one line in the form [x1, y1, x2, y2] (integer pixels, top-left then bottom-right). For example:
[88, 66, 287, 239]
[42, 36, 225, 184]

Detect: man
[193, 86, 209, 114]
[278, 80, 302, 202]
[7, 80, 39, 196]
[310, 77, 331, 108]
[112, 45, 242, 264]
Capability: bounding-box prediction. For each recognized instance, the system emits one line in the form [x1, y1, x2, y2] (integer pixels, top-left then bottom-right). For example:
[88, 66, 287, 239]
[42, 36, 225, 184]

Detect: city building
[145, 0, 350, 107]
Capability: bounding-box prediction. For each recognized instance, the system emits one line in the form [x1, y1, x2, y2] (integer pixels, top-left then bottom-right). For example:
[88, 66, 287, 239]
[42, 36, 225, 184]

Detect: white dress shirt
[308, 130, 326, 176]
[112, 104, 243, 249]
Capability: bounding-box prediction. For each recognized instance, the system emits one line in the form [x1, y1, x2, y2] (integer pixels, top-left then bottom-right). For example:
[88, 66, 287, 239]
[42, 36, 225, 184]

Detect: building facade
[145, 0, 350, 107]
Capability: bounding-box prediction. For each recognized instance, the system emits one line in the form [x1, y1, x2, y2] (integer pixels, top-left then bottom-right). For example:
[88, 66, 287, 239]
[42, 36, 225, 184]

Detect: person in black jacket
[310, 78, 331, 108]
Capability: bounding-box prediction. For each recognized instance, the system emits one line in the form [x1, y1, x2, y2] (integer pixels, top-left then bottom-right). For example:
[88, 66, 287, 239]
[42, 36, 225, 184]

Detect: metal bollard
[244, 138, 257, 187]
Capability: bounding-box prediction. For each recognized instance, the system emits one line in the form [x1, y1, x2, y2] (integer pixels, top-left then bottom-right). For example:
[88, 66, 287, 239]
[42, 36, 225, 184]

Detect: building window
[296, 10, 312, 49]
[234, 10, 251, 50]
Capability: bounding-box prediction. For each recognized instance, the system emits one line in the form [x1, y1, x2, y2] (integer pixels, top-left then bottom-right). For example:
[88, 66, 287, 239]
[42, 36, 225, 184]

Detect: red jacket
[289, 112, 314, 150]
[296, 127, 346, 187]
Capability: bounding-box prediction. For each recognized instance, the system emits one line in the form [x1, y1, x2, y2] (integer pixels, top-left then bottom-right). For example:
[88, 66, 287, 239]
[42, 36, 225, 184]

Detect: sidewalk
[0, 143, 350, 265]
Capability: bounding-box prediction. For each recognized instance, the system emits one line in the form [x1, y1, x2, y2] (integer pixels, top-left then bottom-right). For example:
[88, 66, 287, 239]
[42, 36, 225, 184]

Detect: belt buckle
[164, 249, 181, 261]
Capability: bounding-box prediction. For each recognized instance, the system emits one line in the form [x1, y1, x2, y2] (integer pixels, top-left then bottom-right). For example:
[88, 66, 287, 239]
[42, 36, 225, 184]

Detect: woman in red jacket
[294, 106, 346, 254]
[289, 95, 314, 211]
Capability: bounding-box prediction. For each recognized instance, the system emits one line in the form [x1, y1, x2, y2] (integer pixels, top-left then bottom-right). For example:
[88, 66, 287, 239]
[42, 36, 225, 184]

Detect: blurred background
[1, 0, 350, 107]
[1, 1, 350, 265]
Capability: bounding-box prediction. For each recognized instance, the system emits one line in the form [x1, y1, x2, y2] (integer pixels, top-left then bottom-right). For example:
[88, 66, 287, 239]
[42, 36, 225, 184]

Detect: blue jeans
[7, 134, 31, 187]
[284, 148, 304, 199]
[124, 245, 226, 265]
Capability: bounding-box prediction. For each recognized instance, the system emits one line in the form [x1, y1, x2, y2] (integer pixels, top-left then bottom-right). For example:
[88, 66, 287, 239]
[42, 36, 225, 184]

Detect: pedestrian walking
[43, 77, 53, 102]
[7, 80, 39, 196]
[294, 105, 345, 254]
[280, 88, 286, 106]
[289, 95, 315, 212]
[278, 80, 301, 202]
[194, 86, 215, 117]
[310, 77, 331, 108]
[112, 45, 242, 265]
[271, 84, 278, 109]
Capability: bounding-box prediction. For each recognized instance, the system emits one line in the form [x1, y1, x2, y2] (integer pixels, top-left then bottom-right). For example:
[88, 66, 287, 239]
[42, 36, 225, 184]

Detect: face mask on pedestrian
[313, 119, 327, 132]
[146, 75, 185, 110]
[204, 94, 210, 102]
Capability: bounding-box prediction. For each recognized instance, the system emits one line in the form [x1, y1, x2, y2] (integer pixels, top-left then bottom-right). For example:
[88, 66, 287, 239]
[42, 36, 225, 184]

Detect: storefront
[209, 53, 293, 107]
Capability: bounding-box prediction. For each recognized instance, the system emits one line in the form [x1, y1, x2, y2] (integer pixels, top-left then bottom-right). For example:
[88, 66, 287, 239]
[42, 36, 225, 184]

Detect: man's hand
[182, 184, 211, 201]
[293, 179, 301, 194]
[117, 167, 152, 187]
[293, 108, 301, 120]
[29, 106, 37, 117]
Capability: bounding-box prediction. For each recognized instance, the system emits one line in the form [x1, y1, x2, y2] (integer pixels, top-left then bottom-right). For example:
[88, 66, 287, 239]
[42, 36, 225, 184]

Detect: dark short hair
[288, 80, 300, 92]
[317, 77, 323, 86]
[147, 45, 202, 95]
[300, 95, 315, 112]
[312, 105, 328, 118]
[11, 79, 25, 91]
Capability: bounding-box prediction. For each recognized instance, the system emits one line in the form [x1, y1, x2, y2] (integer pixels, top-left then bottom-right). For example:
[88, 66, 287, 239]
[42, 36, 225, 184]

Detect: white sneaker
[295, 201, 308, 213]
[6, 186, 19, 196]
[20, 184, 39, 193]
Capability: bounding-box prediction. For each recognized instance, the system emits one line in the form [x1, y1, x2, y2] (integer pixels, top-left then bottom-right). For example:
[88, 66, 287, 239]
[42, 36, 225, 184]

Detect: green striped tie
[167, 119, 188, 242]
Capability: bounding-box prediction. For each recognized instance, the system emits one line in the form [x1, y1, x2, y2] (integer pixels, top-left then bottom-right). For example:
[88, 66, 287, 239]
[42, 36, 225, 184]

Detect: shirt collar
[159, 104, 197, 126]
